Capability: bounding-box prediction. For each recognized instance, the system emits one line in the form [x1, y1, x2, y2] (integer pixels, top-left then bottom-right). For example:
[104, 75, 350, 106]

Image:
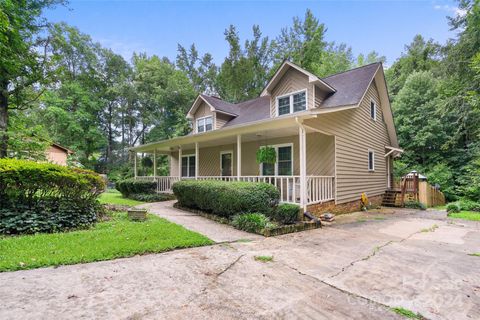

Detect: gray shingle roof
[223, 96, 271, 127]
[200, 62, 380, 127]
[320, 62, 380, 108]
[200, 94, 238, 116]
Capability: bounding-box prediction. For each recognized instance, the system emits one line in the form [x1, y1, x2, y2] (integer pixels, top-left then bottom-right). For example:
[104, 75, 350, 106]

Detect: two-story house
[131, 61, 403, 214]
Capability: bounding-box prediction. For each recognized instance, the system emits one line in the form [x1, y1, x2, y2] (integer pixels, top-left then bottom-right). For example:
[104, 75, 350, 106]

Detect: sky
[45, 0, 464, 67]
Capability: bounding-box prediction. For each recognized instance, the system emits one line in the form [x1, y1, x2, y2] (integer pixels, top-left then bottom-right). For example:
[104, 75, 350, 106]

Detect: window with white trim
[260, 144, 293, 176]
[370, 100, 377, 121]
[277, 90, 306, 116]
[181, 155, 196, 177]
[197, 116, 213, 133]
[368, 150, 375, 171]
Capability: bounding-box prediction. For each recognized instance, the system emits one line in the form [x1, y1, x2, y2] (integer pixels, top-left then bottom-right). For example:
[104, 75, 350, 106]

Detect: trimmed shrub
[0, 159, 105, 234]
[458, 199, 480, 212]
[231, 213, 271, 233]
[271, 203, 300, 224]
[116, 178, 156, 197]
[404, 201, 427, 210]
[172, 180, 280, 217]
[446, 202, 461, 213]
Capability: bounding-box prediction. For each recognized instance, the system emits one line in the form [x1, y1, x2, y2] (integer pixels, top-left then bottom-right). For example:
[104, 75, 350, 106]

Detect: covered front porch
[131, 116, 336, 208]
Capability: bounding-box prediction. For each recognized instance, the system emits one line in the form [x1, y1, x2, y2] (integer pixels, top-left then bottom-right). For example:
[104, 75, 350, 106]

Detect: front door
[221, 152, 233, 176]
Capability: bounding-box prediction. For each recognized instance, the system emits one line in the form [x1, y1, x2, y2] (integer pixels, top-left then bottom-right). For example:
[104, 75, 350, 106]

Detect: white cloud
[434, 4, 467, 17]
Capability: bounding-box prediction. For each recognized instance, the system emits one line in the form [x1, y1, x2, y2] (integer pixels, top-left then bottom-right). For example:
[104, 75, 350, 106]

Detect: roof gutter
[130, 112, 317, 152]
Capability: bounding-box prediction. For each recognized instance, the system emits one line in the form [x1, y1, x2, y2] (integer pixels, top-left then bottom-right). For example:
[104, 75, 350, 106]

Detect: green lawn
[0, 212, 212, 272]
[448, 211, 480, 221]
[99, 189, 144, 206]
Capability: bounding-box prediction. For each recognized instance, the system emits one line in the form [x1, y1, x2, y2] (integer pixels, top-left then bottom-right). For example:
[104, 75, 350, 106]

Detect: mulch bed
[173, 203, 321, 237]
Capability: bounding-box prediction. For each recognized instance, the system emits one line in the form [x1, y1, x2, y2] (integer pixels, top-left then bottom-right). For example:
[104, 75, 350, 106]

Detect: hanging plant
[256, 146, 276, 164]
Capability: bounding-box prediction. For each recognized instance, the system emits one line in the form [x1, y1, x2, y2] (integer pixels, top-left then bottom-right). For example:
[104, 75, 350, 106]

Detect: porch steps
[382, 190, 401, 207]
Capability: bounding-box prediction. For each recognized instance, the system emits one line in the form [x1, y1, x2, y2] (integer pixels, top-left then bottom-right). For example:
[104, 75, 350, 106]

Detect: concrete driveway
[0, 208, 479, 320]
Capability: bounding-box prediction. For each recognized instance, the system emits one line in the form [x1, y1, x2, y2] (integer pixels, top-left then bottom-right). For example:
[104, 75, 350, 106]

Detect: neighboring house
[46, 143, 73, 166]
[131, 61, 404, 214]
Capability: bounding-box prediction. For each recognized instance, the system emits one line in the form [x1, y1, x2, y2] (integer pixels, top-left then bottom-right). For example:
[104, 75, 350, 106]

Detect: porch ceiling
[132, 114, 318, 154]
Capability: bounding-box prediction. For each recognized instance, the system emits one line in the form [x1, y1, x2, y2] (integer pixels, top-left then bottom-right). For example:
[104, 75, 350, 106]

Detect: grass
[391, 307, 424, 319]
[254, 255, 273, 262]
[0, 212, 213, 272]
[468, 253, 480, 257]
[448, 211, 480, 221]
[99, 189, 144, 206]
[421, 224, 438, 233]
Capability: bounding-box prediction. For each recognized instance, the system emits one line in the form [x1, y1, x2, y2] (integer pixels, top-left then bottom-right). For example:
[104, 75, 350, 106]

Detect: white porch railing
[135, 175, 335, 205]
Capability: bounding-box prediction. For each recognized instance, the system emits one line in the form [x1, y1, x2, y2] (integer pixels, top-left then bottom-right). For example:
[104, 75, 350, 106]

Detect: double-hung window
[261, 145, 293, 176]
[197, 116, 213, 133]
[181, 155, 196, 177]
[277, 90, 307, 116]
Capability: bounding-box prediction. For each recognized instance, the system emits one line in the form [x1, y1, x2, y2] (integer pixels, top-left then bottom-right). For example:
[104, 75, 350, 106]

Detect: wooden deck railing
[135, 175, 335, 205]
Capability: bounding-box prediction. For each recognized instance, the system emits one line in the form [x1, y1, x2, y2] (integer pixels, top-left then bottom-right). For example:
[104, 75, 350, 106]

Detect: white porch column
[134, 152, 137, 178]
[153, 150, 157, 177]
[237, 134, 241, 179]
[195, 142, 199, 180]
[178, 146, 182, 178]
[299, 125, 307, 211]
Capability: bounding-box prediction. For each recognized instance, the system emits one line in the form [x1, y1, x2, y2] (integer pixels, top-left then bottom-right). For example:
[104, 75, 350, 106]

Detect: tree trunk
[0, 81, 9, 158]
[106, 103, 113, 171]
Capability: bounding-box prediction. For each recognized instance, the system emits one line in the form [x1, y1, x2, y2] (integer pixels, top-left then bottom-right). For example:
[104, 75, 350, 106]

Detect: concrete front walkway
[1, 209, 479, 320]
[137, 201, 262, 242]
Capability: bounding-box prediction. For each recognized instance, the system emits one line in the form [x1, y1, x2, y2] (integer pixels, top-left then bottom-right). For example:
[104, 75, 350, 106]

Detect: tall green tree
[385, 35, 441, 100]
[132, 54, 195, 143]
[216, 25, 273, 102]
[176, 44, 217, 94]
[97, 48, 131, 170]
[0, 0, 65, 157]
[393, 71, 447, 168]
[40, 23, 106, 167]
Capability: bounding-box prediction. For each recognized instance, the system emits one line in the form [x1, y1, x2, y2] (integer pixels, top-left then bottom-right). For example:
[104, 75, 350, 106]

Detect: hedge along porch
[131, 116, 335, 211]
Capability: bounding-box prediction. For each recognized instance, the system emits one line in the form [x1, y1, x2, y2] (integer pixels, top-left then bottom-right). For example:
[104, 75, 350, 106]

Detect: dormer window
[277, 90, 307, 116]
[197, 116, 213, 133]
[370, 100, 377, 121]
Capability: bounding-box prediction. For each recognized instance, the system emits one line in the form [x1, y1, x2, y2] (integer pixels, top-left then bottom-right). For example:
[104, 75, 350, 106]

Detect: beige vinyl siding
[168, 133, 334, 177]
[215, 113, 233, 130]
[304, 81, 390, 204]
[270, 68, 315, 117]
[314, 87, 328, 108]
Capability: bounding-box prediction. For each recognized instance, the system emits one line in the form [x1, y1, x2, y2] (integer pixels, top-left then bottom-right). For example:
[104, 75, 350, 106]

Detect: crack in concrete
[183, 254, 245, 306]
[282, 262, 432, 320]
[216, 254, 244, 278]
[327, 227, 429, 280]
[283, 262, 395, 312]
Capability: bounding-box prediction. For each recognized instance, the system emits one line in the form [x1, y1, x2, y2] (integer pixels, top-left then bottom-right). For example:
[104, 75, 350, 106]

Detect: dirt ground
[0, 208, 479, 320]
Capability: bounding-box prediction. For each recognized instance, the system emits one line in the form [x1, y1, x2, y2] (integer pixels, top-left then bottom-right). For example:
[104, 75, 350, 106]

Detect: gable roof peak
[261, 60, 337, 96]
